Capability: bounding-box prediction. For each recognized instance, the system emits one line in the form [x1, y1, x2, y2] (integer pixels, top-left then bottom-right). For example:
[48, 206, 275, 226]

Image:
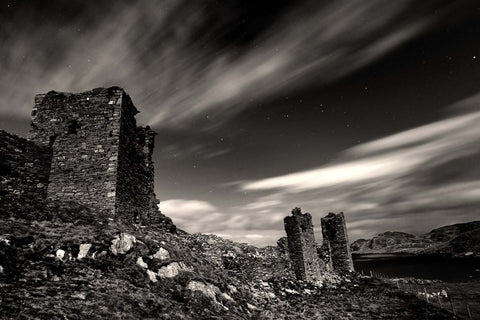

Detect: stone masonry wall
[321, 212, 354, 273]
[284, 208, 322, 282]
[27, 87, 174, 229]
[114, 93, 165, 226]
[28, 88, 124, 217]
[0, 130, 51, 217]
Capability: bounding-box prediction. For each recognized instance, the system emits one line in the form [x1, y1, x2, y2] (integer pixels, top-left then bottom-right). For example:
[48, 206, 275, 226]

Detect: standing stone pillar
[284, 207, 322, 282]
[321, 212, 354, 273]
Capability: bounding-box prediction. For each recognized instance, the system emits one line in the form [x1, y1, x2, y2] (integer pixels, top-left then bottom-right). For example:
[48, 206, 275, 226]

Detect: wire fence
[361, 269, 477, 320]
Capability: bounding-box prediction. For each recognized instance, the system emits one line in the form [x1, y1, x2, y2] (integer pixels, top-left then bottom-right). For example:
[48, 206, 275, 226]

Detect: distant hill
[351, 221, 480, 258]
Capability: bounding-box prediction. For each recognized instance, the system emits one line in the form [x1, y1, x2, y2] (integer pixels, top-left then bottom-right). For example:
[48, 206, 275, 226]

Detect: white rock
[72, 292, 86, 300]
[186, 280, 220, 302]
[157, 262, 192, 278]
[77, 243, 92, 260]
[247, 303, 258, 311]
[110, 233, 136, 255]
[152, 247, 170, 261]
[0, 265, 3, 273]
[0, 236, 10, 245]
[56, 249, 65, 260]
[146, 269, 157, 282]
[136, 257, 148, 269]
[284, 288, 299, 295]
[221, 292, 234, 302]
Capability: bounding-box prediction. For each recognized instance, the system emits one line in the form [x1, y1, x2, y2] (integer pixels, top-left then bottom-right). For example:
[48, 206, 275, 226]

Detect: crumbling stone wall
[316, 241, 333, 271]
[29, 88, 125, 217]
[26, 87, 172, 228]
[114, 93, 163, 225]
[0, 130, 51, 217]
[284, 208, 322, 282]
[321, 212, 354, 273]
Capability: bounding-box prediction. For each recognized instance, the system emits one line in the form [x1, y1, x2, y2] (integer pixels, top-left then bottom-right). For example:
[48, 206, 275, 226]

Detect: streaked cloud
[0, 0, 464, 132]
[233, 96, 480, 243]
[241, 109, 480, 193]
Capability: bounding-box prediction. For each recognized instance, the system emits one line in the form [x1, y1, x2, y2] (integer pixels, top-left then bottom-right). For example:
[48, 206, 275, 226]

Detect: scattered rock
[0, 235, 10, 245]
[221, 292, 234, 302]
[136, 257, 148, 269]
[72, 292, 87, 300]
[247, 303, 258, 311]
[110, 233, 136, 255]
[284, 288, 300, 295]
[227, 284, 238, 294]
[77, 243, 92, 260]
[56, 249, 65, 260]
[186, 280, 220, 302]
[146, 269, 157, 282]
[96, 250, 107, 259]
[152, 247, 170, 260]
[157, 262, 192, 278]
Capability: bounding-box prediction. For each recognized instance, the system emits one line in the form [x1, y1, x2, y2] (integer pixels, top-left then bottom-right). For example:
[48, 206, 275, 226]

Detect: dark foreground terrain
[0, 211, 456, 319]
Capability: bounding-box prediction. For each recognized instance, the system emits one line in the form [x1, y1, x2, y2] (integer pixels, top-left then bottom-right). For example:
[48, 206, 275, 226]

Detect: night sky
[1, 0, 480, 246]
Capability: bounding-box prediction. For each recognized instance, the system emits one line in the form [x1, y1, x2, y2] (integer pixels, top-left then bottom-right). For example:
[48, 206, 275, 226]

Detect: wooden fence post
[449, 299, 456, 316]
[466, 303, 472, 320]
[437, 294, 442, 308]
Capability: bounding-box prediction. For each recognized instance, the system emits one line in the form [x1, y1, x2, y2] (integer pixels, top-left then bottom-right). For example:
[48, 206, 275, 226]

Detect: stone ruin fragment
[0, 87, 174, 230]
[283, 207, 323, 282]
[321, 212, 354, 273]
[283, 208, 353, 281]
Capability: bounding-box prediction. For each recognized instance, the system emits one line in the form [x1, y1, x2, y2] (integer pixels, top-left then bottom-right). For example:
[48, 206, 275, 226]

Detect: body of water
[353, 254, 480, 282]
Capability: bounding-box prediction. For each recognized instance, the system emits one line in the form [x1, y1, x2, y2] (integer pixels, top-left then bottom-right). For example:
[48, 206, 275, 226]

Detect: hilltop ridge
[351, 221, 480, 257]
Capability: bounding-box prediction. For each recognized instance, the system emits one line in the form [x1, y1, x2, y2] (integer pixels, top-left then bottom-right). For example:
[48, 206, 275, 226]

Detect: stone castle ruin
[284, 208, 323, 282]
[0, 87, 173, 230]
[1, 86, 353, 282]
[284, 208, 353, 281]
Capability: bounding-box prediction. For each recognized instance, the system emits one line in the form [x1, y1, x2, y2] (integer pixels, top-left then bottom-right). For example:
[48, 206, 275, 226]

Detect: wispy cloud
[160, 143, 231, 160]
[234, 95, 480, 243]
[160, 197, 285, 245]
[241, 109, 480, 193]
[0, 0, 464, 131]
[160, 97, 480, 245]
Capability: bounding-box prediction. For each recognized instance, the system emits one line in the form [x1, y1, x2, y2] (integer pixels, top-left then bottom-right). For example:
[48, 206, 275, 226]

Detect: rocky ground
[0, 209, 458, 319]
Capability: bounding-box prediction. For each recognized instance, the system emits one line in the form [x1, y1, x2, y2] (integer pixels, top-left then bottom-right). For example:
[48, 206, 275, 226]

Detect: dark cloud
[2, 0, 476, 131]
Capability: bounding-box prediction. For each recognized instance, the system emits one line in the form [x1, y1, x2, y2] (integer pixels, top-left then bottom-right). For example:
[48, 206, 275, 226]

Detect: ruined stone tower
[321, 212, 354, 273]
[27, 87, 161, 224]
[284, 207, 322, 282]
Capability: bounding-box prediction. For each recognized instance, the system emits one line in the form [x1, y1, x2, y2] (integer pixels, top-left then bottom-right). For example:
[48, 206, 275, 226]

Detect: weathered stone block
[284, 207, 322, 282]
[321, 212, 354, 273]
